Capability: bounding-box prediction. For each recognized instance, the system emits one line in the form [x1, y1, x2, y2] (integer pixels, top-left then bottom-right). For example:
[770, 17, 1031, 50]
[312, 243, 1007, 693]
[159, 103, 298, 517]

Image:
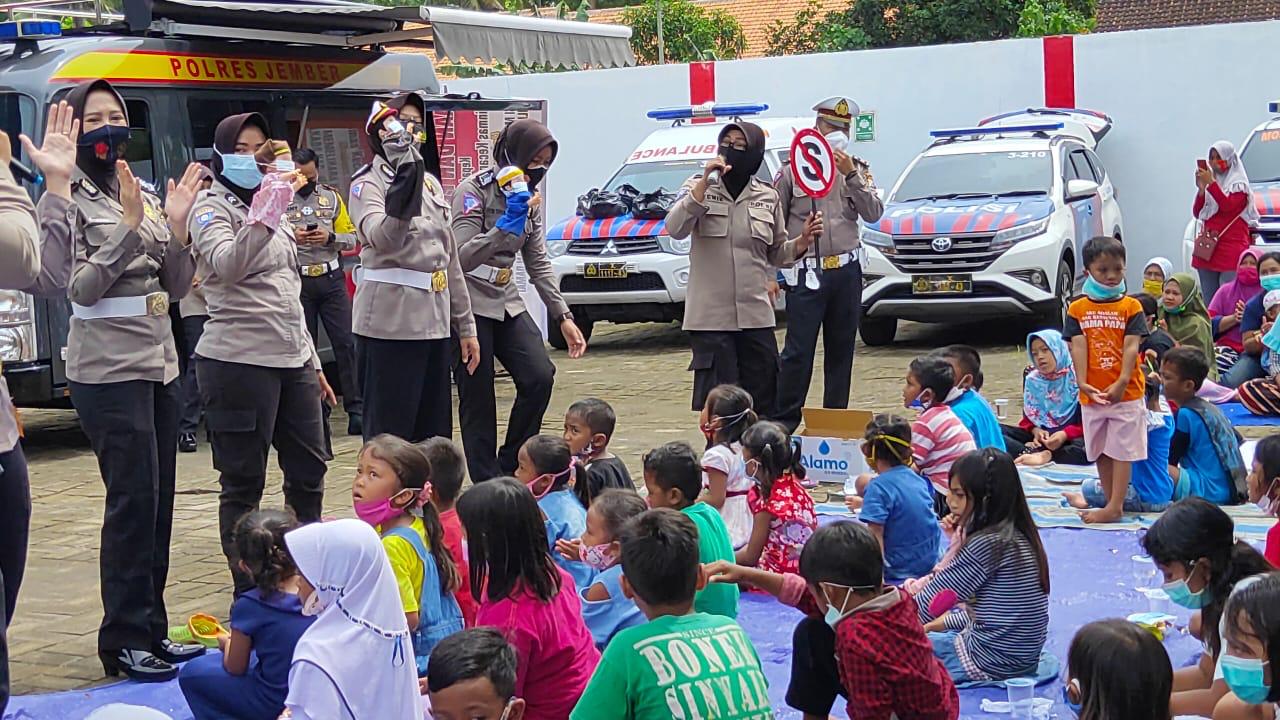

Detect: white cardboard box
[795, 408, 874, 485]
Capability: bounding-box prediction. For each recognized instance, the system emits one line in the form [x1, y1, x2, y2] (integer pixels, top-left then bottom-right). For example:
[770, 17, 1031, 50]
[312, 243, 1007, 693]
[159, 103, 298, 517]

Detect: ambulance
[545, 103, 808, 349]
[0, 0, 631, 406]
[1179, 101, 1280, 271]
[859, 108, 1125, 345]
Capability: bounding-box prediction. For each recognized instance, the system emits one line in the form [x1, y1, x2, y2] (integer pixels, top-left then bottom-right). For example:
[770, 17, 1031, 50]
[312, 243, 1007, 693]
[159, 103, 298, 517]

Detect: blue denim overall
[382, 526, 465, 676]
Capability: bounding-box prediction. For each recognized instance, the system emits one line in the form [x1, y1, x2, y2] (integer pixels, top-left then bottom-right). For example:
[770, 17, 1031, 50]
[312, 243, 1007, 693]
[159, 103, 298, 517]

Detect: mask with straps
[527, 463, 574, 500]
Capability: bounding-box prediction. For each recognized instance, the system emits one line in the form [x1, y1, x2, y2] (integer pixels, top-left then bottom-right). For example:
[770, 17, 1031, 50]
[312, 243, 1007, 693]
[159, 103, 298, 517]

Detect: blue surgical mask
[1262, 275, 1280, 293]
[821, 582, 875, 628]
[1220, 654, 1272, 704]
[1083, 274, 1126, 301]
[1061, 679, 1082, 716]
[1162, 563, 1209, 609]
[217, 151, 263, 190]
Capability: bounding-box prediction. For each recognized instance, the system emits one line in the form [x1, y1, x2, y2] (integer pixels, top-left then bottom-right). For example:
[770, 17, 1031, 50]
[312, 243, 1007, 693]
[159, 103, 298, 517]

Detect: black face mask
[525, 166, 547, 190]
[77, 124, 131, 173]
[718, 146, 754, 197]
[298, 180, 317, 198]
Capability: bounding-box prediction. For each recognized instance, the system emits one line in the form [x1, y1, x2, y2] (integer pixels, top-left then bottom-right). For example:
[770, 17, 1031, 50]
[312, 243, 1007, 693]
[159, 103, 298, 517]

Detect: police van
[545, 103, 806, 349]
[1179, 101, 1280, 270]
[858, 108, 1125, 345]
[0, 0, 629, 406]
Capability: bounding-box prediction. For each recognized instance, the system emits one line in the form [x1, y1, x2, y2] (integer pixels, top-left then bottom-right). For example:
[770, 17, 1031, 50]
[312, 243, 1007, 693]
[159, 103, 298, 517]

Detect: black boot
[347, 412, 363, 437]
[153, 637, 206, 664]
[178, 432, 197, 453]
[99, 649, 177, 682]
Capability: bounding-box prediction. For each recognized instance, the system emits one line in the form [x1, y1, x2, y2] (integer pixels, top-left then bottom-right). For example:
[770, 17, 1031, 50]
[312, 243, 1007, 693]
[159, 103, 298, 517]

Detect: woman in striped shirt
[915, 448, 1050, 684]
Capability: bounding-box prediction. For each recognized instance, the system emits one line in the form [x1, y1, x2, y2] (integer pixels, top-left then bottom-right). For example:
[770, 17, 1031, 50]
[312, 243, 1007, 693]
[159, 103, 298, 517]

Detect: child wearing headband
[352, 434, 463, 675]
[855, 414, 941, 583]
[516, 434, 594, 592]
[699, 384, 758, 549]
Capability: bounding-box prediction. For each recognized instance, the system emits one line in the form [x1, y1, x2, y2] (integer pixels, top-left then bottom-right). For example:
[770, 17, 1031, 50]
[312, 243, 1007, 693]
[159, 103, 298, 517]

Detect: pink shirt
[476, 566, 601, 720]
[912, 405, 976, 494]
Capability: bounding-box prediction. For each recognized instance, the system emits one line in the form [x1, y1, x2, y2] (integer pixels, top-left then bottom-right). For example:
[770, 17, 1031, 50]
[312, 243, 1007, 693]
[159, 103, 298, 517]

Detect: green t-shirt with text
[570, 613, 773, 720]
[682, 502, 739, 618]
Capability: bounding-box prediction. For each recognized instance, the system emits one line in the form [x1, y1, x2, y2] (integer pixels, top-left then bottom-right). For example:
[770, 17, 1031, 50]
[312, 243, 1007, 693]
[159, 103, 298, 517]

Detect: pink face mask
[353, 485, 430, 527]
[526, 465, 574, 500]
[1239, 265, 1260, 286]
[579, 541, 617, 570]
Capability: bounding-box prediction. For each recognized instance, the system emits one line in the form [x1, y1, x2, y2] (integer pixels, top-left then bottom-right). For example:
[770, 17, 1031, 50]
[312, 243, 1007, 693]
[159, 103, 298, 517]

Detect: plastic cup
[1144, 587, 1171, 615]
[1006, 677, 1036, 719]
[1131, 554, 1154, 588]
[995, 398, 1009, 420]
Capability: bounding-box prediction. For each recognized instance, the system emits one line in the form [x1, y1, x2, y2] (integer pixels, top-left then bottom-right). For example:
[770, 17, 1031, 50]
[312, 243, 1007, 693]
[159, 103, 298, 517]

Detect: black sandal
[99, 648, 178, 682]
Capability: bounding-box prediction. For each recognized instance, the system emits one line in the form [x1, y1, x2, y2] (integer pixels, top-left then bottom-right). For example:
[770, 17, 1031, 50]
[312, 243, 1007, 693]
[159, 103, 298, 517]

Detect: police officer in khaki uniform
[774, 96, 883, 432]
[349, 95, 478, 444]
[29, 80, 208, 681]
[452, 119, 586, 482]
[667, 121, 822, 417]
[290, 146, 363, 437]
[188, 113, 334, 597]
[0, 123, 74, 710]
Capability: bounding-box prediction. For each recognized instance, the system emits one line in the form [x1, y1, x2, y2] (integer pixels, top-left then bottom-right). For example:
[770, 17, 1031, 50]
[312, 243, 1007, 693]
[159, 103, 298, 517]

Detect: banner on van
[52, 50, 372, 88]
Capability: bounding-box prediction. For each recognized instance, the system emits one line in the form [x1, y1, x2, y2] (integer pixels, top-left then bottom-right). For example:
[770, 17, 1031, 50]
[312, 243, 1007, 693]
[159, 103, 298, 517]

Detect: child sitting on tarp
[935, 345, 1004, 451]
[1236, 290, 1280, 416]
[903, 355, 977, 513]
[1002, 329, 1088, 467]
[1161, 347, 1248, 505]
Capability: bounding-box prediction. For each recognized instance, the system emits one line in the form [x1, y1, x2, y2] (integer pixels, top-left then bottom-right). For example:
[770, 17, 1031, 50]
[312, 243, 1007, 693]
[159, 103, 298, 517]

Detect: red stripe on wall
[1043, 35, 1075, 109]
[689, 62, 716, 124]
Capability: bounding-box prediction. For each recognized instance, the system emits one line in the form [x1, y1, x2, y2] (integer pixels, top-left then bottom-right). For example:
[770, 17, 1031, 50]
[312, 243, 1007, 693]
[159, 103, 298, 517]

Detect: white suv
[544, 103, 805, 349]
[1180, 101, 1280, 271]
[859, 108, 1125, 345]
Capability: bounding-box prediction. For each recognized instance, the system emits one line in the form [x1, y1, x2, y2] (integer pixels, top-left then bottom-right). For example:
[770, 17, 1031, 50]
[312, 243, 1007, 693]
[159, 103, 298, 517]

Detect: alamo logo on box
[803, 440, 849, 472]
[796, 437, 866, 483]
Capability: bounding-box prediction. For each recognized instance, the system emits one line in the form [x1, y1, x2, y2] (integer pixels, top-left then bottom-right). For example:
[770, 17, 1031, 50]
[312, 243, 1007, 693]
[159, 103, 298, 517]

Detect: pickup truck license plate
[582, 262, 629, 279]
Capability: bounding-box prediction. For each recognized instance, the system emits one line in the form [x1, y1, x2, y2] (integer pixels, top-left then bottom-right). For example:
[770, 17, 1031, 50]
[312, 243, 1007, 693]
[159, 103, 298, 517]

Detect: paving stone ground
[3, 317, 1107, 694]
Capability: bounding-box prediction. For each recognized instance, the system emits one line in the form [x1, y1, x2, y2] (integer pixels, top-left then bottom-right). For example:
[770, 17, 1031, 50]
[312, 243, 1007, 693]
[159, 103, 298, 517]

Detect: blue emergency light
[0, 20, 62, 41]
[646, 102, 768, 121]
[979, 108, 1109, 126]
[1269, 101, 1280, 114]
[929, 122, 1064, 139]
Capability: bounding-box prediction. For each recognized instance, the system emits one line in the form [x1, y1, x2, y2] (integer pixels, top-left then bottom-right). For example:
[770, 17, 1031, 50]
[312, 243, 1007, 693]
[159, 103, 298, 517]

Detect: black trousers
[178, 314, 207, 435]
[776, 260, 863, 433]
[786, 616, 845, 715]
[196, 358, 327, 593]
[0, 442, 29, 715]
[301, 270, 362, 416]
[687, 328, 779, 418]
[455, 312, 555, 483]
[1001, 424, 1089, 465]
[357, 335, 452, 443]
[70, 379, 179, 652]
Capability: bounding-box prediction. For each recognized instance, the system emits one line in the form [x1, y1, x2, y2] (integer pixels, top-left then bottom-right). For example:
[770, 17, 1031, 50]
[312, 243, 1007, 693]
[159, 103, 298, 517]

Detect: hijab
[284, 519, 420, 720]
[212, 112, 270, 206]
[492, 119, 557, 190]
[1200, 140, 1261, 226]
[1209, 247, 1265, 346]
[716, 121, 765, 199]
[1023, 329, 1080, 430]
[1160, 272, 1218, 379]
[67, 79, 128, 196]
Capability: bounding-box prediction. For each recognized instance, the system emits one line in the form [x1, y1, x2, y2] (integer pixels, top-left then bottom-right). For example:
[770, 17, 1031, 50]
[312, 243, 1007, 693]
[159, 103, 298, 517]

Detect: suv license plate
[912, 274, 972, 294]
[582, 262, 629, 279]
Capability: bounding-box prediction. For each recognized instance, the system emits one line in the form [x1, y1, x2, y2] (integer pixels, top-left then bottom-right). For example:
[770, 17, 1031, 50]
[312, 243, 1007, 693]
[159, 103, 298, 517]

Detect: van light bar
[0, 20, 62, 40]
[646, 102, 768, 121]
[979, 108, 1108, 125]
[1270, 101, 1280, 114]
[930, 122, 1064, 138]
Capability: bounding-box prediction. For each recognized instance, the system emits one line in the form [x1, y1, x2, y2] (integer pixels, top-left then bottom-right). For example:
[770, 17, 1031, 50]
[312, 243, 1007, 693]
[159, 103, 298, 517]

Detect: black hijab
[212, 112, 270, 206]
[67, 79, 128, 196]
[367, 92, 441, 180]
[492, 119, 557, 190]
[717, 122, 765, 199]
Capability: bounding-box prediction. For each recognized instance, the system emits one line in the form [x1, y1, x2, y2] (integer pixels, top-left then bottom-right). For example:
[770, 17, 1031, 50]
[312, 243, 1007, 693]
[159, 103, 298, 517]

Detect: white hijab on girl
[1200, 140, 1261, 226]
[282, 519, 420, 720]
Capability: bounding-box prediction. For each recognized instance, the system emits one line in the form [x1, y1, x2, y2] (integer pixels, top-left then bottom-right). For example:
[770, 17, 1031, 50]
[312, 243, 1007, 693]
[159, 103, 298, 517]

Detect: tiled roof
[1095, 0, 1280, 32]
[586, 0, 849, 59]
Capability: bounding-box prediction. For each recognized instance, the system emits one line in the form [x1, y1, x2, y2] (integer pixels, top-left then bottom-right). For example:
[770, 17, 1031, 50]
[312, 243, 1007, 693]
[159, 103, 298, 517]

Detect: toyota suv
[858, 108, 1125, 345]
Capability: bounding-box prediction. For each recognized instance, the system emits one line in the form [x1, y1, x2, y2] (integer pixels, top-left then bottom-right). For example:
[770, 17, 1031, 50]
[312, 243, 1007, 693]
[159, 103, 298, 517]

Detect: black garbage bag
[576, 187, 629, 219]
[632, 187, 676, 219]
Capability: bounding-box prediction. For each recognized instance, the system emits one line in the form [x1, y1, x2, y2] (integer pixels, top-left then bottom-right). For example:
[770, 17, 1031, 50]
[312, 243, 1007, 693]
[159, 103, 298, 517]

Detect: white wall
[447, 20, 1280, 280]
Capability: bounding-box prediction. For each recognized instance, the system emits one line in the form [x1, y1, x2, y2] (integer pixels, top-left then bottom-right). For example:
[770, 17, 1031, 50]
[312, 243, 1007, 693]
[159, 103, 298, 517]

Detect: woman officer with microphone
[666, 121, 822, 417]
[348, 94, 479, 443]
[187, 113, 335, 597]
[27, 79, 207, 681]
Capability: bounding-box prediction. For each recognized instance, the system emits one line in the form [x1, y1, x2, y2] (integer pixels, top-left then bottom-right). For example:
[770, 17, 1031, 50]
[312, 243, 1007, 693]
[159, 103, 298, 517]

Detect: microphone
[706, 168, 720, 184]
[9, 158, 38, 185]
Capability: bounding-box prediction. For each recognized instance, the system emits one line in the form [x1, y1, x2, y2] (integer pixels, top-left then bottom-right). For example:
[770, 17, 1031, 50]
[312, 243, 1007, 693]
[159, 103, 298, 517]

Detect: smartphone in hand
[1197, 159, 1209, 171]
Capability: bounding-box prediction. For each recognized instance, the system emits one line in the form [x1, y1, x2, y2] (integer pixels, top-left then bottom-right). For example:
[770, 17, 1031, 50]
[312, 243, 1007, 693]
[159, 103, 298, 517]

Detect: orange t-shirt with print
[1065, 295, 1147, 404]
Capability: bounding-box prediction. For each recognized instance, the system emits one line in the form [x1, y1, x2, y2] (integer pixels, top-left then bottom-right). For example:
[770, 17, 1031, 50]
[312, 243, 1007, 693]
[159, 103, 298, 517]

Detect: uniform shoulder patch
[476, 169, 495, 186]
[461, 192, 482, 215]
[195, 209, 216, 227]
[139, 179, 159, 195]
[352, 182, 365, 198]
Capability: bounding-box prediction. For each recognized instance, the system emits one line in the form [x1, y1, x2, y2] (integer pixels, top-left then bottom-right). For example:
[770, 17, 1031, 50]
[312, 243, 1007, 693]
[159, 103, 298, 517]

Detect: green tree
[621, 0, 746, 64]
[1016, 0, 1094, 36]
[765, 0, 869, 56]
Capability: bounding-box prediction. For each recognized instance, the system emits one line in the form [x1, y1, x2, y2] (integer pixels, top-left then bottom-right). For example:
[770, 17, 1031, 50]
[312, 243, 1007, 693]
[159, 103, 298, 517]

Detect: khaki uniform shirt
[666, 176, 800, 331]
[775, 162, 882, 257]
[290, 184, 357, 268]
[188, 180, 318, 370]
[41, 169, 195, 385]
[179, 282, 207, 318]
[348, 143, 475, 341]
[450, 170, 569, 323]
[0, 164, 73, 453]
